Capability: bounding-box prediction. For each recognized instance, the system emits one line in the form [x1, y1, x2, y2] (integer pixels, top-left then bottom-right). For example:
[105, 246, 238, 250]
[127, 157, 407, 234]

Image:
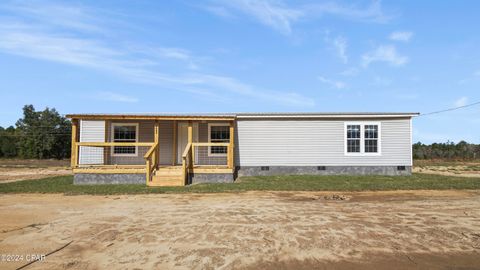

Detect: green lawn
[0, 173, 479, 195]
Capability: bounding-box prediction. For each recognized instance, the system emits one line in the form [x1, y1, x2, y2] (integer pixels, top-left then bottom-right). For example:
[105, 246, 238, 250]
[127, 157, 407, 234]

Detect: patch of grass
[0, 173, 479, 195]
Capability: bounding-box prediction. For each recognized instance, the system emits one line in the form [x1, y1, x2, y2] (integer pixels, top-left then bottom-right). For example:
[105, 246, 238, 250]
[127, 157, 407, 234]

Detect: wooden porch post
[187, 121, 193, 143]
[154, 121, 159, 167]
[172, 120, 177, 165]
[228, 120, 235, 169]
[70, 119, 78, 168]
[188, 121, 193, 167]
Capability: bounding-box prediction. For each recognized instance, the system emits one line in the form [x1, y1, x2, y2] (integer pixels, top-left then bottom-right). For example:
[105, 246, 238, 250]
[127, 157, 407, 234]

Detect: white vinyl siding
[79, 120, 105, 165]
[235, 118, 412, 166]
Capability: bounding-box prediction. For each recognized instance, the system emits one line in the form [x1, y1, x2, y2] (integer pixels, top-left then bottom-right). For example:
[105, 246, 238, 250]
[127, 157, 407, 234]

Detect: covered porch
[68, 114, 236, 186]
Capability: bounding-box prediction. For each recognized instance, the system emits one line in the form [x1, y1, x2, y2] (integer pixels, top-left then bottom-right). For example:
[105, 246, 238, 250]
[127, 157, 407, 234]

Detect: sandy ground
[413, 166, 480, 178]
[0, 159, 71, 183]
[0, 167, 71, 183]
[0, 191, 479, 269]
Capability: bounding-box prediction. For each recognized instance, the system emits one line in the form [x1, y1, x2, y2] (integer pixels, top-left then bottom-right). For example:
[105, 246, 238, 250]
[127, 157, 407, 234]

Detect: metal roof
[66, 112, 419, 119]
[66, 112, 237, 117]
[236, 112, 419, 117]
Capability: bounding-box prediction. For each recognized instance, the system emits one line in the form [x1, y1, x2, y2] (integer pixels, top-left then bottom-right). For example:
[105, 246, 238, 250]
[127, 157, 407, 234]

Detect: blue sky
[0, 0, 479, 143]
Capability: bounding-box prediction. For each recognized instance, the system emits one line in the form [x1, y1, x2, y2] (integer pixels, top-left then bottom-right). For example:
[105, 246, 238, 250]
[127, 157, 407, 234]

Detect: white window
[346, 124, 361, 153]
[364, 125, 379, 153]
[111, 123, 138, 156]
[344, 122, 381, 155]
[208, 123, 230, 156]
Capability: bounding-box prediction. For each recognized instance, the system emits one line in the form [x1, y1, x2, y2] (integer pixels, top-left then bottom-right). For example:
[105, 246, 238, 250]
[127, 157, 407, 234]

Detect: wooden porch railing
[71, 142, 155, 168]
[71, 142, 157, 182]
[191, 142, 233, 168]
[181, 142, 234, 184]
[144, 142, 159, 183]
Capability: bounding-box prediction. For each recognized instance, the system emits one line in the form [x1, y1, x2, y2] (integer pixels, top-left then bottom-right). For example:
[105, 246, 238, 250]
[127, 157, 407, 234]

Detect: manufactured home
[67, 112, 418, 186]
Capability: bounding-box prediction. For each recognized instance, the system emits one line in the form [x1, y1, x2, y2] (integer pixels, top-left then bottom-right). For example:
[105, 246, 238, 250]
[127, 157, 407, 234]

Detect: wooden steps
[148, 166, 185, 187]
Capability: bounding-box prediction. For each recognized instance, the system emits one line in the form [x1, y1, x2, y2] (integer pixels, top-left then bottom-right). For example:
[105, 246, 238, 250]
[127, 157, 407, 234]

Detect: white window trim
[207, 122, 230, 157]
[344, 122, 382, 156]
[111, 123, 139, 157]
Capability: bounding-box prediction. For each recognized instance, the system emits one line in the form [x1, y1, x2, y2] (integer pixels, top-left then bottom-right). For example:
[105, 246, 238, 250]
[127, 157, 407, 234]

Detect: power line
[418, 100, 480, 117]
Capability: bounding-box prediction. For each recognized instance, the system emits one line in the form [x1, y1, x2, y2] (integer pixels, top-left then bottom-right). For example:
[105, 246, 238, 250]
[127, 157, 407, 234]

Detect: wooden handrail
[182, 142, 192, 158]
[191, 142, 230, 147]
[144, 142, 158, 159]
[144, 142, 159, 183]
[77, 142, 154, 147]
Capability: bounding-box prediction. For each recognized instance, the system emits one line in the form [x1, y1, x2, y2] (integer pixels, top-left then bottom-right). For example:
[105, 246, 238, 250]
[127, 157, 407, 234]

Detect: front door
[177, 122, 198, 164]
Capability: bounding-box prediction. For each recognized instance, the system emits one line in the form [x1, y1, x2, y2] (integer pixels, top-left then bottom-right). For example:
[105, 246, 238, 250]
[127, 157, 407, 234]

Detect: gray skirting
[74, 173, 145, 185]
[237, 166, 412, 176]
[190, 173, 234, 184]
[73, 166, 411, 185]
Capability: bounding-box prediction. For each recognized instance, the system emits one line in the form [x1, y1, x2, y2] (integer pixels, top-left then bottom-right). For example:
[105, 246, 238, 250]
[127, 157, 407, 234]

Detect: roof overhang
[236, 113, 420, 119]
[65, 114, 236, 121]
[66, 112, 420, 121]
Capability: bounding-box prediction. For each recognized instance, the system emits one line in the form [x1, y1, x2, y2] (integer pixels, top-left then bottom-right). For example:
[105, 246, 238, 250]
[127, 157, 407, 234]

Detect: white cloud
[389, 31, 413, 42]
[362, 45, 408, 67]
[138, 46, 199, 70]
[219, 0, 303, 35]
[209, 0, 392, 35]
[339, 67, 359, 76]
[323, 32, 348, 64]
[153, 47, 191, 60]
[305, 0, 393, 23]
[185, 74, 315, 106]
[0, 1, 121, 34]
[0, 1, 314, 107]
[454, 96, 468, 107]
[333, 36, 348, 63]
[318, 76, 346, 89]
[96, 92, 139, 103]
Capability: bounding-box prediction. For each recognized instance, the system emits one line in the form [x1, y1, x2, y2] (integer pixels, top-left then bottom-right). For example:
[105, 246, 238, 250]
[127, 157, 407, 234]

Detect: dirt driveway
[0, 159, 71, 183]
[0, 190, 479, 269]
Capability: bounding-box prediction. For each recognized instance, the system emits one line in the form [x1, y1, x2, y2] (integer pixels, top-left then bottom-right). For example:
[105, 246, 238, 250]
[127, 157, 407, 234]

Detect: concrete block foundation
[190, 173, 234, 184]
[237, 166, 412, 177]
[74, 173, 145, 185]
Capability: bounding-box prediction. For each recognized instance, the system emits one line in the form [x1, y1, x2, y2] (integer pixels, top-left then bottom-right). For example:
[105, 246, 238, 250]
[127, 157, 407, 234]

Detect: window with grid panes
[346, 125, 361, 153]
[209, 125, 230, 155]
[113, 124, 137, 155]
[364, 125, 378, 153]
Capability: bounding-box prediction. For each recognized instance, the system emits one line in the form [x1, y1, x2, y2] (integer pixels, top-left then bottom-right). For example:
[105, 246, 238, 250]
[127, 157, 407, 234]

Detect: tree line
[413, 141, 480, 160]
[0, 105, 479, 160]
[0, 105, 71, 159]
